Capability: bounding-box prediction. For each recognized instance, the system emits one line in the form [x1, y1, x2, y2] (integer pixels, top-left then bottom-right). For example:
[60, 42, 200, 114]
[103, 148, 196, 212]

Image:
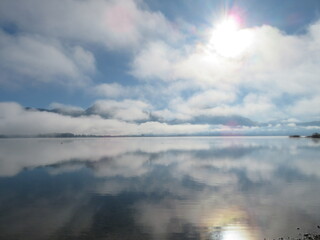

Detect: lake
[0, 137, 319, 240]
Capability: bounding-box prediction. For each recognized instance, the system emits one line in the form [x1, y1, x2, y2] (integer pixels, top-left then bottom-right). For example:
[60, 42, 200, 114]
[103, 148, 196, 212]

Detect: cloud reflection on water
[0, 137, 320, 239]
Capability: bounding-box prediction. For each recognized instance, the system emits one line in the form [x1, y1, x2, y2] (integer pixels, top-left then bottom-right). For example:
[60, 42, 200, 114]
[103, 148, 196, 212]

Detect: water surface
[0, 137, 320, 239]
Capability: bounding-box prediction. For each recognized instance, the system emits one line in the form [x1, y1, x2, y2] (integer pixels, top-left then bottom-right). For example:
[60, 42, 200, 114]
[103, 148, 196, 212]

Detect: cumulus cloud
[1, 0, 320, 128]
[130, 41, 180, 80]
[130, 21, 320, 121]
[0, 0, 183, 87]
[151, 91, 280, 123]
[155, 90, 238, 121]
[49, 102, 85, 116]
[0, 31, 95, 86]
[0, 0, 181, 50]
[186, 89, 236, 108]
[92, 83, 128, 98]
[288, 96, 320, 119]
[87, 99, 151, 121]
[93, 83, 126, 98]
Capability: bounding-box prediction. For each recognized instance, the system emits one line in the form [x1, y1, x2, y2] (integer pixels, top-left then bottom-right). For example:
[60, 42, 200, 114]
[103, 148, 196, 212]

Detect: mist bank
[1, 102, 320, 137]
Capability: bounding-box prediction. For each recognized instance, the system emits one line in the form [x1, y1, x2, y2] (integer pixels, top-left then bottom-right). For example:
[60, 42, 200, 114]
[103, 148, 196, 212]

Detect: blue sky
[1, 0, 320, 136]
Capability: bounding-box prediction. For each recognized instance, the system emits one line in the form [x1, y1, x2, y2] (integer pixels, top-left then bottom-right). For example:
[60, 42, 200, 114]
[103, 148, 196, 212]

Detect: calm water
[0, 137, 320, 240]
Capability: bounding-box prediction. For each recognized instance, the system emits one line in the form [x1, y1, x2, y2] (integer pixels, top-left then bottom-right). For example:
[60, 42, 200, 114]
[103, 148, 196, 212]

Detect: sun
[208, 16, 254, 58]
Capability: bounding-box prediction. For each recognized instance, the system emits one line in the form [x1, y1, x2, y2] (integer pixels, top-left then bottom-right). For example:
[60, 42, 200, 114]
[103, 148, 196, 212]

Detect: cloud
[48, 102, 85, 116]
[92, 83, 128, 98]
[2, 101, 320, 137]
[87, 99, 151, 121]
[130, 41, 180, 80]
[0, 0, 183, 88]
[155, 90, 238, 121]
[288, 96, 320, 119]
[130, 21, 320, 121]
[0, 102, 134, 136]
[186, 89, 236, 108]
[0, 0, 181, 50]
[1, 0, 320, 131]
[151, 91, 280, 123]
[0, 102, 212, 136]
[0, 31, 95, 86]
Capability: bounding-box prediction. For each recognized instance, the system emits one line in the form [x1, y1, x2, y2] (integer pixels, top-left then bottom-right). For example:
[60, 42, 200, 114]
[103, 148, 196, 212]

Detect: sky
[1, 0, 320, 136]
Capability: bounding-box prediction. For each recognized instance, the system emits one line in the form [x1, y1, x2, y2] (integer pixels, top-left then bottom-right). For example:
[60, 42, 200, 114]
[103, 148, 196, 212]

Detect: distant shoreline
[289, 133, 320, 139]
[0, 133, 311, 139]
[0, 132, 319, 139]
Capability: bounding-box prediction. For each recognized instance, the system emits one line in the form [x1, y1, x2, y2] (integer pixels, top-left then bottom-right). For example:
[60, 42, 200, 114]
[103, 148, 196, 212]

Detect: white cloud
[72, 46, 96, 73]
[92, 83, 128, 98]
[0, 0, 181, 50]
[131, 41, 180, 80]
[152, 92, 280, 122]
[0, 31, 95, 86]
[88, 99, 151, 121]
[288, 96, 320, 119]
[0, 0, 183, 87]
[187, 90, 236, 109]
[130, 21, 320, 121]
[0, 102, 211, 136]
[0, 102, 134, 136]
[1, 0, 320, 123]
[48, 102, 85, 115]
[233, 94, 284, 121]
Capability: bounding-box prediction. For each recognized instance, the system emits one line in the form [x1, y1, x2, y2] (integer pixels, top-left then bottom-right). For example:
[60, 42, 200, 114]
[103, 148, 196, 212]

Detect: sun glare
[209, 16, 254, 58]
[208, 224, 255, 240]
[222, 225, 251, 240]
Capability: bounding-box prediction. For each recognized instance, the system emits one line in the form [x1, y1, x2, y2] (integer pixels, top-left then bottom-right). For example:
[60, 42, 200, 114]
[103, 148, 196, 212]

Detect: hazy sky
[1, 0, 320, 135]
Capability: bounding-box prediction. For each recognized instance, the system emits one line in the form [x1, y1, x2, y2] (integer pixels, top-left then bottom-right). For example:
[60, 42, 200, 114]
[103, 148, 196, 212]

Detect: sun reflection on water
[202, 207, 258, 240]
[208, 224, 255, 240]
[222, 225, 253, 240]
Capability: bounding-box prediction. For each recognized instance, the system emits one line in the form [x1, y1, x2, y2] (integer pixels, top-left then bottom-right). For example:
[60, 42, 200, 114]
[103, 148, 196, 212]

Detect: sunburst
[208, 16, 254, 58]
